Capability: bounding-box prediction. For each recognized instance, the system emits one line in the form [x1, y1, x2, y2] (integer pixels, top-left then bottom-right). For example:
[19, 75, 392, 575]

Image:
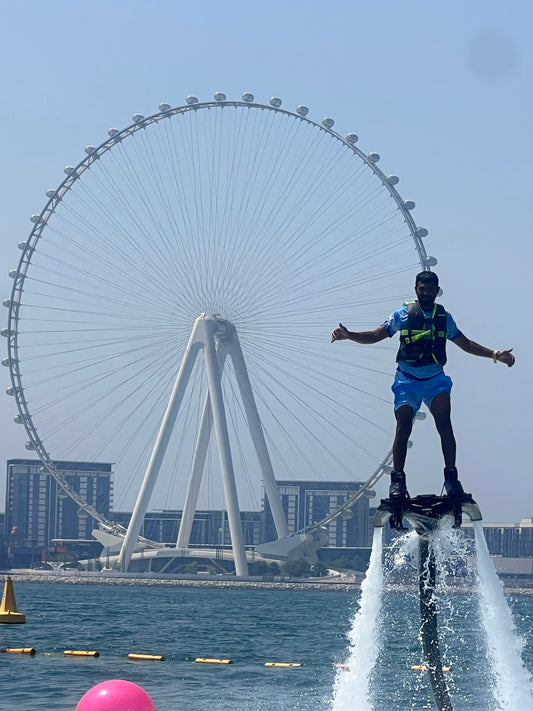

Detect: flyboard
[374, 490, 482, 711]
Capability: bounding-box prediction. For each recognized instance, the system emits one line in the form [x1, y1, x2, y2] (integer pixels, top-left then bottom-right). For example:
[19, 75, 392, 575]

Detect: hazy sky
[0, 0, 531, 523]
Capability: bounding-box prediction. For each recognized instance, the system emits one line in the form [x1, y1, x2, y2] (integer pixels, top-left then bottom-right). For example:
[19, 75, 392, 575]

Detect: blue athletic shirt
[381, 304, 461, 379]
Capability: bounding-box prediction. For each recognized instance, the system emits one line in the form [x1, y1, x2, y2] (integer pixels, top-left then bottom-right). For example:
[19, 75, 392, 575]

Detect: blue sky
[0, 0, 531, 522]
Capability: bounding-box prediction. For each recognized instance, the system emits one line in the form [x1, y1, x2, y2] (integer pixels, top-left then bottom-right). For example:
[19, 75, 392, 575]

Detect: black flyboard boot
[388, 470, 410, 530]
[444, 467, 464, 528]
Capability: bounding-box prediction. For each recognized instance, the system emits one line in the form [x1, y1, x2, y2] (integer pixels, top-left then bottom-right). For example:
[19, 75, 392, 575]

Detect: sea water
[0, 579, 532, 711]
[331, 522, 533, 711]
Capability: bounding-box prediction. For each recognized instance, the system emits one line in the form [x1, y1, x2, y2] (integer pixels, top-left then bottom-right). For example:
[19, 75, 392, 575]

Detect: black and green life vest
[396, 302, 447, 367]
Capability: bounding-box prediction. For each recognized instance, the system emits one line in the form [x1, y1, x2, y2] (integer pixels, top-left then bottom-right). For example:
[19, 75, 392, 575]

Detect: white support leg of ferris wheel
[117, 327, 203, 571]
[200, 317, 249, 576]
[226, 324, 289, 539]
[176, 375, 220, 550]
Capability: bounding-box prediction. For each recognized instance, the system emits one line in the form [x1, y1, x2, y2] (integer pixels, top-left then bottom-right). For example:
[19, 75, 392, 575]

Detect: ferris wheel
[3, 91, 435, 571]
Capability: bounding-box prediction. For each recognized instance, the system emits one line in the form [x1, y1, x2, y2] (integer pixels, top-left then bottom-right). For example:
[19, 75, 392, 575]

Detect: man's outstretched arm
[451, 333, 515, 367]
[331, 323, 389, 344]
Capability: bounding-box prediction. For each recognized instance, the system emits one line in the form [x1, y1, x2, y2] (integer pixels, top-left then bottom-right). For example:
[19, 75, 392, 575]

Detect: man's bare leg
[393, 404, 415, 471]
[430, 392, 464, 496]
[430, 392, 456, 467]
[390, 404, 414, 499]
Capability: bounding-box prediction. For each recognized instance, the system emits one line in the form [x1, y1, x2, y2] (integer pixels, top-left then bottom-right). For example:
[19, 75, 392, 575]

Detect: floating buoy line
[0, 644, 454, 674]
[0, 645, 309, 667]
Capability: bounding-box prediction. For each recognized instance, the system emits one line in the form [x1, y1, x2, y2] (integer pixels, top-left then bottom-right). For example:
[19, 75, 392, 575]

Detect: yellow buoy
[194, 657, 233, 664]
[128, 653, 166, 661]
[411, 664, 452, 672]
[0, 576, 26, 624]
[2, 647, 35, 655]
[265, 662, 303, 667]
[63, 650, 100, 657]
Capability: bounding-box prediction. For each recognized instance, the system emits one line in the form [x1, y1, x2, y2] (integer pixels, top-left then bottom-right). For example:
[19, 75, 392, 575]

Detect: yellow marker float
[128, 653, 166, 662]
[411, 664, 452, 672]
[265, 662, 303, 667]
[64, 650, 100, 657]
[0, 576, 26, 624]
[194, 657, 233, 664]
[1, 647, 35, 655]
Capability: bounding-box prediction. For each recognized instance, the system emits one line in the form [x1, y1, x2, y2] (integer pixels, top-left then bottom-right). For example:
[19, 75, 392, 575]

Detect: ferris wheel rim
[4, 91, 434, 532]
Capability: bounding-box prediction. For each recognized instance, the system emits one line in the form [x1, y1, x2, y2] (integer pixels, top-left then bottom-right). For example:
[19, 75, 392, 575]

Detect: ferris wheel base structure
[117, 313, 289, 576]
[93, 527, 328, 569]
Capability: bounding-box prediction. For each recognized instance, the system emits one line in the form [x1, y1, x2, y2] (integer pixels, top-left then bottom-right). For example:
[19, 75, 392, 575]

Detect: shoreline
[4, 569, 533, 595]
[3, 569, 359, 592]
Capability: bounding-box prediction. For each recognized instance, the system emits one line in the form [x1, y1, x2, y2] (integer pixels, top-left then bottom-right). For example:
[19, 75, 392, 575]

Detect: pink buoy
[75, 679, 156, 711]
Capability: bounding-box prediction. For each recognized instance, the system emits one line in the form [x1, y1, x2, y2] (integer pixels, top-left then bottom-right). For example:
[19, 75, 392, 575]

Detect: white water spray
[331, 527, 384, 711]
[474, 520, 533, 710]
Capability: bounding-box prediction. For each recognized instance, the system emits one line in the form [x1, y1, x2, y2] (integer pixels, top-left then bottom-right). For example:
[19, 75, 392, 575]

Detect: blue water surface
[0, 582, 531, 710]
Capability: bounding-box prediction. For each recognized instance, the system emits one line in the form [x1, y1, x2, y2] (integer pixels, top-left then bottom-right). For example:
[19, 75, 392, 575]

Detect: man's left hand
[496, 348, 516, 367]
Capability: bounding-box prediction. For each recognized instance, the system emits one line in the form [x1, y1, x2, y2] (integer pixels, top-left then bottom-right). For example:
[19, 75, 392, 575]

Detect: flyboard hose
[419, 536, 453, 711]
[373, 492, 482, 711]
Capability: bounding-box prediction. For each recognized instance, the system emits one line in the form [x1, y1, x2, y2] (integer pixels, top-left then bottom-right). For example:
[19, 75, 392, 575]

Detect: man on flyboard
[332, 271, 515, 504]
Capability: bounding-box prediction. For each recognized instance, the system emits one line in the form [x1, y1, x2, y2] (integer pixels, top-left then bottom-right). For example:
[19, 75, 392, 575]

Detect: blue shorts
[391, 368, 453, 413]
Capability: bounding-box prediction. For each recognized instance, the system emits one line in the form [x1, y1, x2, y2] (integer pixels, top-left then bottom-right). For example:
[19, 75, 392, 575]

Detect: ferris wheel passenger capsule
[2, 357, 11, 366]
[322, 117, 335, 128]
[3, 298, 11, 307]
[415, 411, 426, 420]
[9, 269, 17, 278]
[269, 97, 282, 107]
[404, 200, 415, 210]
[415, 227, 429, 238]
[14, 414, 25, 423]
[30, 214, 43, 224]
[6, 386, 16, 396]
[426, 256, 438, 267]
[25, 441, 36, 450]
[367, 152, 380, 163]
[186, 95, 198, 105]
[214, 92, 226, 101]
[296, 105, 309, 116]
[18, 241, 26, 250]
[242, 92, 254, 102]
[132, 114, 144, 123]
[387, 175, 399, 185]
[346, 133, 358, 143]
[64, 166, 76, 176]
[85, 145, 96, 154]
[1, 328, 8, 337]
[107, 128, 120, 137]
[159, 103, 171, 112]
[46, 189, 57, 198]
